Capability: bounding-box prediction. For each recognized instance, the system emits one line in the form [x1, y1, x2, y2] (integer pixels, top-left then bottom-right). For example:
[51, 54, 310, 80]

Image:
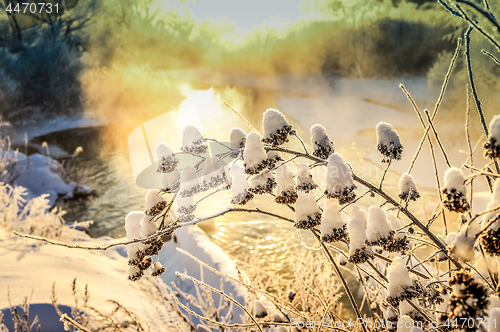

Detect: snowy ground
[0, 224, 247, 330]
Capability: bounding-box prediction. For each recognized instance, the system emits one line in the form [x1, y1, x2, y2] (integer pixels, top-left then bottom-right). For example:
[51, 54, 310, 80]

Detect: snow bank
[12, 153, 93, 206]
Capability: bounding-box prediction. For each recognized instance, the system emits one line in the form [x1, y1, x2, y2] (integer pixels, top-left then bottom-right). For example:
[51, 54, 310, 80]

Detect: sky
[184, 0, 305, 30]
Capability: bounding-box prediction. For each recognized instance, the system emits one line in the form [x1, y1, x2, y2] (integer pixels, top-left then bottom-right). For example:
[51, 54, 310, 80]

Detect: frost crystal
[249, 171, 277, 195]
[366, 206, 395, 250]
[261, 108, 295, 146]
[181, 125, 207, 155]
[296, 164, 317, 192]
[387, 257, 417, 306]
[201, 157, 228, 190]
[179, 166, 201, 198]
[320, 199, 348, 243]
[275, 163, 297, 205]
[294, 191, 322, 229]
[376, 121, 403, 162]
[348, 218, 373, 264]
[243, 131, 268, 174]
[155, 142, 178, 173]
[398, 173, 420, 202]
[484, 115, 500, 159]
[230, 164, 253, 205]
[311, 124, 335, 159]
[254, 300, 267, 318]
[325, 153, 356, 204]
[441, 167, 469, 213]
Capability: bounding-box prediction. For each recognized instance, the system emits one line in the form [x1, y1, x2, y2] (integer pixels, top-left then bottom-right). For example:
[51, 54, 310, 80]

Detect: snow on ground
[2, 151, 94, 206]
[1, 223, 248, 330]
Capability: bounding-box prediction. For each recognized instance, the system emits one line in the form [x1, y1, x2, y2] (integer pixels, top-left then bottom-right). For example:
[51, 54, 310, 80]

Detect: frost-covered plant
[243, 131, 268, 174]
[365, 206, 395, 250]
[441, 167, 469, 213]
[155, 142, 178, 173]
[480, 179, 500, 256]
[261, 108, 295, 147]
[484, 115, 500, 159]
[325, 153, 356, 204]
[230, 164, 253, 205]
[398, 173, 420, 202]
[274, 163, 297, 204]
[310, 124, 335, 159]
[348, 218, 373, 264]
[249, 171, 276, 195]
[266, 151, 283, 169]
[201, 157, 228, 190]
[385, 210, 410, 254]
[179, 165, 201, 198]
[376, 121, 403, 162]
[296, 164, 317, 192]
[294, 191, 322, 229]
[230, 127, 247, 149]
[320, 199, 348, 243]
[439, 270, 489, 331]
[387, 257, 418, 306]
[181, 125, 208, 155]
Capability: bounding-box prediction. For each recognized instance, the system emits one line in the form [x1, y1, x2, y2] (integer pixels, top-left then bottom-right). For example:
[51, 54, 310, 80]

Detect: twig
[223, 102, 257, 132]
[176, 272, 264, 332]
[379, 159, 392, 189]
[464, 27, 500, 174]
[424, 110, 452, 168]
[481, 49, 500, 65]
[455, 2, 500, 51]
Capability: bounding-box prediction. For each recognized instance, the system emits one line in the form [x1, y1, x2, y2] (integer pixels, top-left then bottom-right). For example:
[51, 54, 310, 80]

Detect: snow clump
[230, 164, 253, 205]
[387, 257, 417, 306]
[243, 131, 268, 174]
[325, 153, 356, 204]
[254, 300, 267, 318]
[311, 124, 335, 159]
[296, 164, 317, 192]
[320, 199, 348, 243]
[155, 142, 178, 173]
[348, 218, 374, 264]
[261, 108, 295, 147]
[179, 166, 201, 198]
[294, 191, 322, 229]
[274, 163, 297, 204]
[249, 171, 277, 195]
[480, 179, 500, 256]
[376, 121, 403, 162]
[181, 125, 207, 155]
[441, 167, 469, 213]
[398, 173, 420, 202]
[366, 206, 395, 250]
[484, 115, 500, 159]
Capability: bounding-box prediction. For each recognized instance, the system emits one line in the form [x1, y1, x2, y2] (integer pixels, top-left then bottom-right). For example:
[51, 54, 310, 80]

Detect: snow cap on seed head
[325, 153, 356, 204]
[181, 125, 207, 155]
[262, 108, 294, 146]
[349, 206, 368, 228]
[179, 166, 200, 198]
[230, 164, 253, 205]
[311, 124, 335, 159]
[254, 300, 267, 318]
[125, 211, 146, 263]
[387, 257, 414, 306]
[366, 206, 394, 247]
[201, 157, 227, 189]
[274, 163, 297, 205]
[320, 199, 348, 242]
[249, 171, 276, 195]
[348, 218, 373, 264]
[155, 142, 178, 173]
[398, 173, 420, 202]
[441, 167, 469, 213]
[294, 191, 322, 229]
[145, 189, 165, 212]
[485, 115, 500, 159]
[230, 127, 246, 149]
[296, 164, 317, 193]
[243, 131, 268, 174]
[376, 122, 403, 162]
